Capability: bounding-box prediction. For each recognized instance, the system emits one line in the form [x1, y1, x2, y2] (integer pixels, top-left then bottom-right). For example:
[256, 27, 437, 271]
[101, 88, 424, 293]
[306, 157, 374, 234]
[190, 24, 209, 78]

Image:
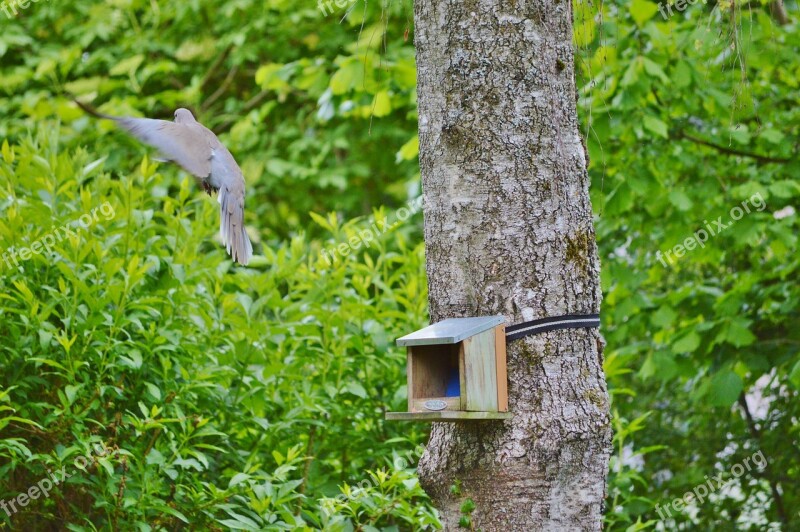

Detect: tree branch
[769, 0, 790, 25]
[737, 393, 789, 526]
[215, 88, 272, 133]
[201, 64, 240, 111]
[677, 131, 792, 164]
[200, 44, 234, 91]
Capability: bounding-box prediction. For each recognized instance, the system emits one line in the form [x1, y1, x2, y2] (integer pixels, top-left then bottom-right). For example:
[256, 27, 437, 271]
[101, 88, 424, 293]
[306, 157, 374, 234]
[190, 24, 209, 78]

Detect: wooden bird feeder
[386, 316, 511, 421]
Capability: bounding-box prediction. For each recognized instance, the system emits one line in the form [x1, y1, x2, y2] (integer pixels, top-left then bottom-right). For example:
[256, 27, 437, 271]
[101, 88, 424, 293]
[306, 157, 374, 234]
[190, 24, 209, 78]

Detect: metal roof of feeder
[396, 316, 505, 347]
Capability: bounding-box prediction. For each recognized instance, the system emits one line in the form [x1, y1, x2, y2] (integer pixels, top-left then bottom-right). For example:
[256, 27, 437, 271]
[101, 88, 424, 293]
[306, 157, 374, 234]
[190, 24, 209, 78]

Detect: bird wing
[114, 117, 213, 179]
[211, 148, 252, 265]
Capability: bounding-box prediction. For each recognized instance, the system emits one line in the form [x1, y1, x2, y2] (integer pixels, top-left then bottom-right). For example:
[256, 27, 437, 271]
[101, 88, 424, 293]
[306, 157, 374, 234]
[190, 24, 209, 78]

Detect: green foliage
[576, 0, 800, 528]
[319, 467, 440, 530]
[456, 498, 476, 529]
[0, 130, 437, 528]
[0, 0, 420, 239]
[1, 0, 798, 529]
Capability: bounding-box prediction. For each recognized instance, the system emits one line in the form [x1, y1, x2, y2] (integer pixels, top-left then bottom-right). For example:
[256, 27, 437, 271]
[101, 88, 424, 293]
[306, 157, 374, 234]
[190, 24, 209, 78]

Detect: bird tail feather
[218, 187, 252, 266]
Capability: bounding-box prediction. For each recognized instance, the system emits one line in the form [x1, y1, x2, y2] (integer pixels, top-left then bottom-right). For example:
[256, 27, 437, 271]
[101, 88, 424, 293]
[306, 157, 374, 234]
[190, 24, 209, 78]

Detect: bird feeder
[386, 316, 511, 421]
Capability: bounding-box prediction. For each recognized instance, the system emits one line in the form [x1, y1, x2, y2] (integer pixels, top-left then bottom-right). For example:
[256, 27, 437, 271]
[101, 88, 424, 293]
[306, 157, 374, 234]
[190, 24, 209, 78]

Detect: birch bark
[413, 0, 612, 529]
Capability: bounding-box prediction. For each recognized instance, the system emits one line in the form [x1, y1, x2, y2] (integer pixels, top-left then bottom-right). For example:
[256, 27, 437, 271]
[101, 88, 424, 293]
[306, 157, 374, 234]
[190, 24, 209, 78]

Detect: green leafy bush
[0, 129, 438, 529]
[319, 466, 440, 530]
[578, 0, 800, 527]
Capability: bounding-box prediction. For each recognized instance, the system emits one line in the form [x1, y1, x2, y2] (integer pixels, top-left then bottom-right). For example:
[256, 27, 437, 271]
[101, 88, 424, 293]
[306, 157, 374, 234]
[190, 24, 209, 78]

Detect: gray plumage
[76, 102, 253, 265]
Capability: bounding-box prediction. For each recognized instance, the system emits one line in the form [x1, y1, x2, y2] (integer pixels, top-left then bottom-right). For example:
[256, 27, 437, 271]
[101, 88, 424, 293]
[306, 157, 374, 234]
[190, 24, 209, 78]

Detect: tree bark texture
[414, 0, 612, 530]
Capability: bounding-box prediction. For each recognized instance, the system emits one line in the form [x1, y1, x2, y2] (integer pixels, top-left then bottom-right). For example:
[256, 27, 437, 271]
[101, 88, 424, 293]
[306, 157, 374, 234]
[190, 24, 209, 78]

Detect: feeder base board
[385, 411, 512, 422]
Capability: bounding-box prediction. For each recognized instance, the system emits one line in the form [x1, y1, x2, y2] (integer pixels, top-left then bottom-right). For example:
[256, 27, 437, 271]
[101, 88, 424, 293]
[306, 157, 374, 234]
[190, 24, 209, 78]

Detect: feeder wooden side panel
[406, 348, 413, 412]
[462, 329, 498, 411]
[494, 324, 508, 412]
[458, 342, 467, 410]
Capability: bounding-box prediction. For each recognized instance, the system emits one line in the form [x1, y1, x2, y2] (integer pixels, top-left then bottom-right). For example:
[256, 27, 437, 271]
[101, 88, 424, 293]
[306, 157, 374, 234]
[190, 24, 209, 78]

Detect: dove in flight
[74, 100, 253, 265]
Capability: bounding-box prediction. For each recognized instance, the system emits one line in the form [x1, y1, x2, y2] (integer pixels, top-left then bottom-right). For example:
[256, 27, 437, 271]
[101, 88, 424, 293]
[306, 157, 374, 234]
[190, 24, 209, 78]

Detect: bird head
[174, 108, 197, 124]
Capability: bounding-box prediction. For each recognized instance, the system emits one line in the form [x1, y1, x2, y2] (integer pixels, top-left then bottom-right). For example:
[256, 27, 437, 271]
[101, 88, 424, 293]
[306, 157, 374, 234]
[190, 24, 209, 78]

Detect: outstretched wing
[115, 117, 213, 179]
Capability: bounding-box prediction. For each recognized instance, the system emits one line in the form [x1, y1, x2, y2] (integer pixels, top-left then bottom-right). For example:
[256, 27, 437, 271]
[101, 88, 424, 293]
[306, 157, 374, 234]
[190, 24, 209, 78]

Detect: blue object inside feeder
[445, 368, 460, 397]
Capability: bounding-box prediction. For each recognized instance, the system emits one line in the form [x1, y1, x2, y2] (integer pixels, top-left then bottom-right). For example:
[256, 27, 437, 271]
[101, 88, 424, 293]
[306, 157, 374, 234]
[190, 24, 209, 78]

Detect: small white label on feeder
[423, 399, 448, 411]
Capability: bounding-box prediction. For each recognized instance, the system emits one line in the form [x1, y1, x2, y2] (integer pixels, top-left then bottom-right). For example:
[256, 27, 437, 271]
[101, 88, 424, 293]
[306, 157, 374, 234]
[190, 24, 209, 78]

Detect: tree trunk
[413, 0, 612, 530]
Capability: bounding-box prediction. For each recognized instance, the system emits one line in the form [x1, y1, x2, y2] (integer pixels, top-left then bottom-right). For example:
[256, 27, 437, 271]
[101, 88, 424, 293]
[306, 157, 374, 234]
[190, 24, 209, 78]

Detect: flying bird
[74, 100, 253, 265]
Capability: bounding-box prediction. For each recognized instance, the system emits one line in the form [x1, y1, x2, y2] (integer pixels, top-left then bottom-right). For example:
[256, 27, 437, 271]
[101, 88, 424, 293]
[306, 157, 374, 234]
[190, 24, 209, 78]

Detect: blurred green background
[0, 0, 798, 529]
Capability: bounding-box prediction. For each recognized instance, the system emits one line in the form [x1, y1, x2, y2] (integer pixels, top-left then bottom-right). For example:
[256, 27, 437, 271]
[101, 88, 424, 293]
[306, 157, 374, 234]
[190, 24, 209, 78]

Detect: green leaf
[39, 329, 53, 349]
[217, 519, 261, 531]
[229, 473, 250, 488]
[272, 450, 285, 465]
[672, 331, 700, 354]
[153, 505, 189, 524]
[29, 358, 68, 371]
[574, 14, 597, 47]
[460, 498, 476, 514]
[717, 318, 757, 348]
[2, 139, 13, 164]
[708, 370, 743, 407]
[144, 382, 161, 400]
[346, 381, 368, 399]
[639, 352, 678, 381]
[728, 125, 751, 145]
[630, 0, 659, 27]
[673, 61, 693, 89]
[371, 90, 392, 117]
[309, 211, 337, 232]
[759, 128, 785, 144]
[119, 350, 143, 370]
[789, 361, 800, 390]
[255, 63, 290, 91]
[109, 54, 144, 76]
[642, 58, 670, 84]
[620, 59, 641, 87]
[64, 384, 81, 406]
[330, 58, 364, 95]
[768, 180, 800, 199]
[397, 135, 419, 162]
[175, 37, 216, 62]
[643, 115, 668, 139]
[668, 190, 693, 211]
[0, 416, 44, 432]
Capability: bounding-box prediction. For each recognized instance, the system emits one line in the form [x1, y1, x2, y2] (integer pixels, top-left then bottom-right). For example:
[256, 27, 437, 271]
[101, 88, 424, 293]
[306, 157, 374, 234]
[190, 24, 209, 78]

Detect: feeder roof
[397, 316, 505, 346]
